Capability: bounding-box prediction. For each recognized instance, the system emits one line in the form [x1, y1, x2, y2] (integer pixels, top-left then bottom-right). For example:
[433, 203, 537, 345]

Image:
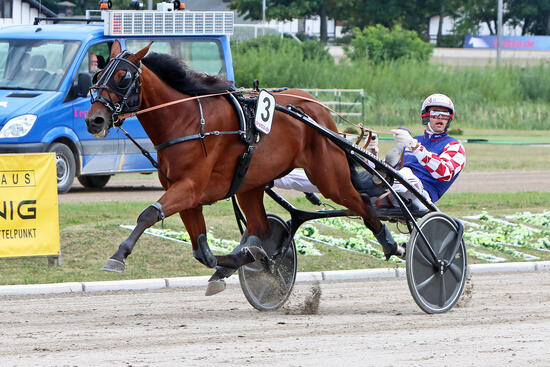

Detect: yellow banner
[0, 153, 59, 257]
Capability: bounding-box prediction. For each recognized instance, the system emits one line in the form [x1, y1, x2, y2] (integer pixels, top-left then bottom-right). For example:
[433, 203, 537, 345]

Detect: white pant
[274, 167, 432, 211]
[389, 167, 432, 211]
[273, 169, 320, 193]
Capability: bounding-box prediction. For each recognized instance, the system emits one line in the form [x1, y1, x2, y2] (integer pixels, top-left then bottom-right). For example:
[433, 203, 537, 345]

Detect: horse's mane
[142, 52, 233, 95]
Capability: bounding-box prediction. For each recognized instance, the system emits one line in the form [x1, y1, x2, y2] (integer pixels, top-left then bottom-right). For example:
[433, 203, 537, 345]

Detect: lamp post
[262, 0, 266, 36]
[497, 0, 503, 66]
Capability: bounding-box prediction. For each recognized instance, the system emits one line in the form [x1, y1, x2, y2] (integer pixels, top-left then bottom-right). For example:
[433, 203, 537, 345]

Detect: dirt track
[0, 271, 549, 366]
[60, 170, 550, 203]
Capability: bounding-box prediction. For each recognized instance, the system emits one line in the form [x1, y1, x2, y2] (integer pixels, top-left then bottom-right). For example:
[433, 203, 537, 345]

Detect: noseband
[90, 50, 142, 126]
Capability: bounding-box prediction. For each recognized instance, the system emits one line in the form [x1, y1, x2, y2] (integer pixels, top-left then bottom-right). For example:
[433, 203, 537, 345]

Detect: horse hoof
[205, 279, 226, 296]
[246, 246, 268, 261]
[101, 258, 126, 273]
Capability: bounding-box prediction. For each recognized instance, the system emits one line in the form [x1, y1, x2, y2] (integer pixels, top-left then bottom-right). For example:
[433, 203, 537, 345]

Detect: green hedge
[343, 25, 433, 63]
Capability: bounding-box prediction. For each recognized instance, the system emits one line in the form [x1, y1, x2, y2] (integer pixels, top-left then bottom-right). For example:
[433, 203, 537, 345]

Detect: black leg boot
[374, 224, 405, 260]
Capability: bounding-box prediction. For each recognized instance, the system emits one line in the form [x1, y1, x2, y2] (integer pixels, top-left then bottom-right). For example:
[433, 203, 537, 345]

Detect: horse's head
[85, 40, 152, 138]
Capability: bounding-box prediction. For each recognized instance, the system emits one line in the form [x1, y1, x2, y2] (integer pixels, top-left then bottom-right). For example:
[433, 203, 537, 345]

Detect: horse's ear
[136, 41, 154, 60]
[110, 40, 122, 58]
[133, 41, 154, 62]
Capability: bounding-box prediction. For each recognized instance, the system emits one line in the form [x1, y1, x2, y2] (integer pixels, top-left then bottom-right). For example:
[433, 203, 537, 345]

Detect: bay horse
[84, 40, 403, 295]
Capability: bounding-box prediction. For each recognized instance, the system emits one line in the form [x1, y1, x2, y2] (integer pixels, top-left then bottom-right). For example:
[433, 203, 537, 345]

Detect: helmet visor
[422, 110, 453, 120]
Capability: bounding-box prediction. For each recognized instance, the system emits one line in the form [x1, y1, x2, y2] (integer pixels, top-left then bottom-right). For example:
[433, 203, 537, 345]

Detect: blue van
[0, 7, 234, 192]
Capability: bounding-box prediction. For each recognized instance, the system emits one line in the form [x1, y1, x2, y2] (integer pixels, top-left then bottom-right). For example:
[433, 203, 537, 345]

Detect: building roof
[184, 0, 255, 24]
[25, 0, 57, 17]
[57, 1, 76, 7]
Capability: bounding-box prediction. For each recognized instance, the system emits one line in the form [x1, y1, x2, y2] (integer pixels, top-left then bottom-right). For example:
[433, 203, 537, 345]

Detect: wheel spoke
[439, 275, 447, 307]
[255, 282, 269, 303]
[415, 240, 435, 267]
[448, 262, 463, 282]
[242, 264, 263, 273]
[416, 273, 436, 293]
[437, 231, 456, 257]
[277, 267, 289, 289]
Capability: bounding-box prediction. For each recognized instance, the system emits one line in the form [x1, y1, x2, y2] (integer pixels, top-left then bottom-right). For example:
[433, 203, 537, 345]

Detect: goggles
[421, 110, 453, 120]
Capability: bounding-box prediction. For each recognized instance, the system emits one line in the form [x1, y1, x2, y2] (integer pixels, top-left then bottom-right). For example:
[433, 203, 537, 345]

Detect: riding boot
[348, 161, 387, 198]
[374, 223, 405, 260]
[384, 143, 405, 169]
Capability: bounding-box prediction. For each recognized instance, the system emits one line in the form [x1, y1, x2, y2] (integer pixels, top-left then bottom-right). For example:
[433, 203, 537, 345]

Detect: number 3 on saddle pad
[254, 90, 276, 135]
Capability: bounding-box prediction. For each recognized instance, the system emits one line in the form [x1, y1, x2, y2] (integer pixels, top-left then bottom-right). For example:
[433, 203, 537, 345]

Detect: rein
[115, 90, 244, 120]
[116, 89, 370, 134]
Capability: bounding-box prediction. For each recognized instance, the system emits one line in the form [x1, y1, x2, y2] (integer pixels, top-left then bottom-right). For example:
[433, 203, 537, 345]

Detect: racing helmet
[421, 93, 454, 128]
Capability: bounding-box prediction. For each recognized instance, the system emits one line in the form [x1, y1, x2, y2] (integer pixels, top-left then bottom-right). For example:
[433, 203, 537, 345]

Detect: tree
[333, 0, 461, 42]
[229, 0, 331, 43]
[508, 0, 550, 35]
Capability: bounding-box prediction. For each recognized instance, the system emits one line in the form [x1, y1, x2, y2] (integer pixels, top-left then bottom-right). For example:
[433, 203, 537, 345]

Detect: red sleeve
[413, 141, 466, 181]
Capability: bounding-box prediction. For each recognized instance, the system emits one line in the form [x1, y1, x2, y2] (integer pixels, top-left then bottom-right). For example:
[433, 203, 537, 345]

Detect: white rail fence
[302, 88, 365, 123]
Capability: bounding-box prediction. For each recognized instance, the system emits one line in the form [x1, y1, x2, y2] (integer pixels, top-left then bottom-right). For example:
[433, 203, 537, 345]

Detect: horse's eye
[118, 71, 133, 88]
[92, 70, 102, 84]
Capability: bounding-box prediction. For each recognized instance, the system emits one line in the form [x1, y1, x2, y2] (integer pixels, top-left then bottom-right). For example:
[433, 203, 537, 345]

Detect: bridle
[89, 50, 142, 126]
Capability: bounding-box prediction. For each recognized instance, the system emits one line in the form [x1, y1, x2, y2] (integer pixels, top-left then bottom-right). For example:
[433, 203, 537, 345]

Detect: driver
[384, 93, 466, 211]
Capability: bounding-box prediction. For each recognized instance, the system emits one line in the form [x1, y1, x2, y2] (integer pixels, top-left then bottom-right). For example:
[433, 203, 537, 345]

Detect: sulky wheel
[239, 214, 297, 311]
[406, 212, 467, 314]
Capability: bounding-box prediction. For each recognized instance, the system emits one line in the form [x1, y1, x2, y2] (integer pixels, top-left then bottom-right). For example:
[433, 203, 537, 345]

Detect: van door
[70, 42, 122, 175]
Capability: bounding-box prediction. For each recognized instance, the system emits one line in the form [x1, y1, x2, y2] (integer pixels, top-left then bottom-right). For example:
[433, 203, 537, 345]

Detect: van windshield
[126, 39, 225, 76]
[0, 39, 80, 91]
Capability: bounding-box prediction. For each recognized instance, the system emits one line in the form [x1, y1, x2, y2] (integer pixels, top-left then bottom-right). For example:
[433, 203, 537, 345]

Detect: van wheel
[78, 175, 111, 189]
[48, 142, 76, 194]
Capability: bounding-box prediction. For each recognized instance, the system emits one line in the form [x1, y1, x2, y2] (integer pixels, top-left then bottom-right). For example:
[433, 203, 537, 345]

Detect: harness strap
[224, 144, 255, 199]
[154, 130, 244, 151]
[197, 98, 208, 156]
[118, 126, 172, 183]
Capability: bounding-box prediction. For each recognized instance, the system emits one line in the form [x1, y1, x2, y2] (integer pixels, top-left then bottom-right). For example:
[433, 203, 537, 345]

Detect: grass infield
[0, 192, 549, 286]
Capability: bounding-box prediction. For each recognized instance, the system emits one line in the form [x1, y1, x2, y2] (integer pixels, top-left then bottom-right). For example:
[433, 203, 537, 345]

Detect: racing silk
[403, 131, 466, 202]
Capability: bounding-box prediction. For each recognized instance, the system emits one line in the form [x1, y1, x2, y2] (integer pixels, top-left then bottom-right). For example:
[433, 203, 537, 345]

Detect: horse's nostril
[93, 116, 105, 127]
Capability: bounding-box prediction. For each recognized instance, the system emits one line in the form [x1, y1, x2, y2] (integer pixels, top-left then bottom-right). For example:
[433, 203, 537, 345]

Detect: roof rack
[33, 16, 103, 25]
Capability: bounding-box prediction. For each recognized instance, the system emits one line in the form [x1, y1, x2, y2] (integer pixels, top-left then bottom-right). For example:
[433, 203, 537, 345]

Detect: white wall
[0, 0, 49, 26]
[428, 15, 523, 41]
[266, 17, 341, 38]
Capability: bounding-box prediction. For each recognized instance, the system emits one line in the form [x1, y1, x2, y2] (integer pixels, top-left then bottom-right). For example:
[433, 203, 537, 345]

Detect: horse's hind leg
[206, 186, 270, 296]
[101, 202, 165, 272]
[304, 156, 404, 260]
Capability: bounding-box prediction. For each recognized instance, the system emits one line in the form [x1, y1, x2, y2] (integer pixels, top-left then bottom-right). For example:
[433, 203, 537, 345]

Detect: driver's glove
[366, 133, 379, 156]
[391, 128, 419, 150]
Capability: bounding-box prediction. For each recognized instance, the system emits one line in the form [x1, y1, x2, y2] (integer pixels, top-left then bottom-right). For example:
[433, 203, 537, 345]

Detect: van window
[0, 39, 80, 91]
[77, 42, 111, 75]
[126, 39, 224, 76]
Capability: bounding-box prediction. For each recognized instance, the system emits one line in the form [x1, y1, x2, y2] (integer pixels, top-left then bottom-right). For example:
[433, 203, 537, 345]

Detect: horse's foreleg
[101, 202, 165, 273]
[102, 177, 202, 273]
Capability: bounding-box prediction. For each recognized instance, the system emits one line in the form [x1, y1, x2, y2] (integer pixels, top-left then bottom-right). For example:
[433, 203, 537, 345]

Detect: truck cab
[0, 6, 234, 192]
